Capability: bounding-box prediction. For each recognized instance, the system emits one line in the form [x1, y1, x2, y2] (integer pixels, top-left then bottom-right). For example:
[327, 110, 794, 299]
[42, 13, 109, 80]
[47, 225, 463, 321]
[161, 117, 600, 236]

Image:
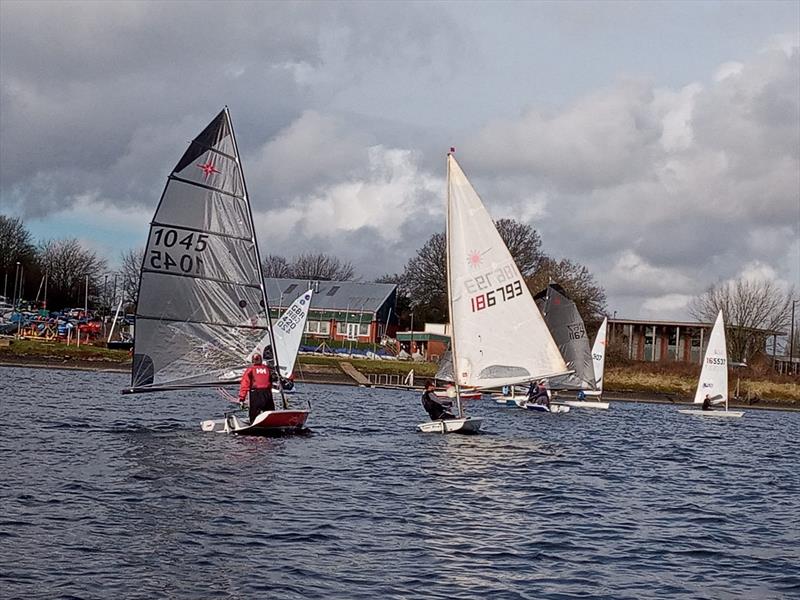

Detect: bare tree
[494, 218, 544, 278]
[400, 219, 598, 325]
[0, 216, 36, 272]
[119, 248, 144, 305]
[261, 254, 291, 278]
[1, 216, 39, 301]
[38, 238, 107, 310]
[527, 257, 607, 328]
[289, 252, 355, 281]
[400, 232, 448, 323]
[689, 278, 795, 363]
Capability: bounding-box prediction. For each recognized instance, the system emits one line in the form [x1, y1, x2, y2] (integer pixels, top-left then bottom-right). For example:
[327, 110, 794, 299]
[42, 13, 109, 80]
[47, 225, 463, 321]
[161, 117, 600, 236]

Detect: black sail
[534, 284, 597, 391]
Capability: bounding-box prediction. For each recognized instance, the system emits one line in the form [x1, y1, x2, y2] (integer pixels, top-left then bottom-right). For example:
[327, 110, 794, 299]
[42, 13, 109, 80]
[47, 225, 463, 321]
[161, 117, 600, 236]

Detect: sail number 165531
[470, 280, 523, 312]
[149, 228, 208, 274]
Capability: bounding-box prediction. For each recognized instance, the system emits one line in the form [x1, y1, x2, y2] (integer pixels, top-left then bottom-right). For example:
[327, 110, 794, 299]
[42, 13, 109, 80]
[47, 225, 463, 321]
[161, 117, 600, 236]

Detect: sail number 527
[149, 228, 208, 274]
[470, 280, 523, 312]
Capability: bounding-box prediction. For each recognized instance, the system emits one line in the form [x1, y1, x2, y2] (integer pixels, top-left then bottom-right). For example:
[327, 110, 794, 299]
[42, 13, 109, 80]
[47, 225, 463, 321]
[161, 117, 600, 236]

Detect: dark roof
[264, 278, 396, 314]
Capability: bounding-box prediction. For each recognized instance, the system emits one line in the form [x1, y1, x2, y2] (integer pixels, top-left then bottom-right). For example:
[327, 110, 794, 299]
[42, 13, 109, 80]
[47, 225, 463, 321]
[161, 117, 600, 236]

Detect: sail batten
[446, 154, 568, 389]
[168, 175, 246, 200]
[131, 109, 270, 390]
[139, 268, 263, 289]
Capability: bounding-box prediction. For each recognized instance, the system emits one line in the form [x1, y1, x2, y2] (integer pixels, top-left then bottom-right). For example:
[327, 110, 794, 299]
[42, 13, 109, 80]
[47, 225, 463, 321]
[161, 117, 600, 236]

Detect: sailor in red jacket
[239, 353, 275, 423]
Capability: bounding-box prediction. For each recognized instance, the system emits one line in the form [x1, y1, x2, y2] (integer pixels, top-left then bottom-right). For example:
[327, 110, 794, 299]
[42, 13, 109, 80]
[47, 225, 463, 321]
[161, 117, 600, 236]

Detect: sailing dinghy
[418, 152, 570, 432]
[678, 311, 744, 418]
[532, 284, 607, 410]
[122, 108, 309, 435]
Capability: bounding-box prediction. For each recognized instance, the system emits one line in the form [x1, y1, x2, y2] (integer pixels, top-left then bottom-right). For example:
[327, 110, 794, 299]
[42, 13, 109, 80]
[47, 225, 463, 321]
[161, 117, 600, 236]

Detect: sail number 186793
[470, 280, 523, 312]
[149, 228, 207, 274]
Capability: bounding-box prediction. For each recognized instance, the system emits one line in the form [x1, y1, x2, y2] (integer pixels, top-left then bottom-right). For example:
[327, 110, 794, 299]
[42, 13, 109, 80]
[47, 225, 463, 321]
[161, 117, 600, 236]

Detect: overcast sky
[1, 0, 798, 319]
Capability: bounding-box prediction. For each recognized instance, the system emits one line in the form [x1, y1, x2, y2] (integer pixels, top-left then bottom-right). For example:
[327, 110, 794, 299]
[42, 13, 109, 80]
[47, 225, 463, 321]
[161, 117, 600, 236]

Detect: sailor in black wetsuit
[527, 379, 551, 409]
[421, 380, 456, 421]
[702, 394, 713, 411]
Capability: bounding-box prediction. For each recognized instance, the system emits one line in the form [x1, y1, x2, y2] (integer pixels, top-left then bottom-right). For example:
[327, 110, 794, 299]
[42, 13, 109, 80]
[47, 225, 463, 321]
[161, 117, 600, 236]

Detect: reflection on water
[1, 366, 798, 599]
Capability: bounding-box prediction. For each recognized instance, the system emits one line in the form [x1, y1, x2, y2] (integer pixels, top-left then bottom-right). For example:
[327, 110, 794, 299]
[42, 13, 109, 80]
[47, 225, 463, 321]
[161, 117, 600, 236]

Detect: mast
[445, 151, 464, 418]
[225, 106, 288, 410]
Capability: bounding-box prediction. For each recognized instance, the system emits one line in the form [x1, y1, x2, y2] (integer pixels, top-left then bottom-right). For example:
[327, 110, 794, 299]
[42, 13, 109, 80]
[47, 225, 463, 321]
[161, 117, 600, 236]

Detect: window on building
[306, 320, 330, 336]
[327, 286, 340, 296]
[358, 323, 369, 336]
[284, 284, 297, 294]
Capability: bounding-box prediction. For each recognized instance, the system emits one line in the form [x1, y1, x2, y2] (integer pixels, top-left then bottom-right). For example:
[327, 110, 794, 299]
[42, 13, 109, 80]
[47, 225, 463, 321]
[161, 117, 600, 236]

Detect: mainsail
[591, 317, 608, 393]
[130, 108, 271, 391]
[446, 154, 568, 389]
[693, 310, 728, 404]
[534, 284, 596, 391]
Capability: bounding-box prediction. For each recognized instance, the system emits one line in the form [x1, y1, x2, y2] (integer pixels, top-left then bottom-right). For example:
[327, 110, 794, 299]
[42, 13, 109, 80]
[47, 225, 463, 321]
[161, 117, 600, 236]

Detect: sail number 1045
[470, 280, 523, 312]
[149, 228, 207, 274]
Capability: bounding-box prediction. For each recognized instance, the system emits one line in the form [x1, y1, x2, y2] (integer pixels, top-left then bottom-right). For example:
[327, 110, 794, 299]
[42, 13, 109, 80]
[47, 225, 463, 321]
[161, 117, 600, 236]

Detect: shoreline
[2, 358, 797, 412]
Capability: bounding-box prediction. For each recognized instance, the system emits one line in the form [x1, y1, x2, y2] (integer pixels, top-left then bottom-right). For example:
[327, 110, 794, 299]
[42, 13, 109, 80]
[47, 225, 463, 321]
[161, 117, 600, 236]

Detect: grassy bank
[0, 338, 131, 363]
[2, 338, 798, 404]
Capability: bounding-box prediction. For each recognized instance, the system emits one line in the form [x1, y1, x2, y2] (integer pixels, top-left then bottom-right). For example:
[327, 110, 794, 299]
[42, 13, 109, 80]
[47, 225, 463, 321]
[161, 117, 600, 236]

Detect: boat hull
[492, 395, 518, 405]
[417, 417, 483, 434]
[201, 409, 310, 435]
[514, 399, 570, 413]
[678, 409, 744, 418]
[564, 400, 609, 410]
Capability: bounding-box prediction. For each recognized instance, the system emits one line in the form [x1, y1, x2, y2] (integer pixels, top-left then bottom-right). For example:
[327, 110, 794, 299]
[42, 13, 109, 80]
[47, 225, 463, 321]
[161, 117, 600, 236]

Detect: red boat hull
[236, 410, 310, 435]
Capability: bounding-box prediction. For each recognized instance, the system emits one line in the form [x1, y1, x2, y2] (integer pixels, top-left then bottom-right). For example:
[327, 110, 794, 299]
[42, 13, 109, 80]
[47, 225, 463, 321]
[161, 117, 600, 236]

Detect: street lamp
[790, 300, 797, 375]
[12, 261, 20, 311]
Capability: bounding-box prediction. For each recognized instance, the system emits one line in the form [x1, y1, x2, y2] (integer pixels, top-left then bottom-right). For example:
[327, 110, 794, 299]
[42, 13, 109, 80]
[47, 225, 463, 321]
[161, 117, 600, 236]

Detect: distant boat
[678, 311, 744, 418]
[566, 316, 609, 410]
[418, 153, 570, 433]
[121, 108, 309, 435]
[534, 284, 608, 410]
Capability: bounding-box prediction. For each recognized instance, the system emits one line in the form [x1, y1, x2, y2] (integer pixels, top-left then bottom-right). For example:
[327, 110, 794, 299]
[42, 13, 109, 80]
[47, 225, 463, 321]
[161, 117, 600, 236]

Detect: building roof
[265, 278, 397, 314]
[396, 331, 451, 343]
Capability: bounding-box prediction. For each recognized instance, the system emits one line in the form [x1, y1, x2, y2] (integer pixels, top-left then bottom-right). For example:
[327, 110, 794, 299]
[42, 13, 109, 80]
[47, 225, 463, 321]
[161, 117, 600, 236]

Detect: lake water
[1, 366, 798, 599]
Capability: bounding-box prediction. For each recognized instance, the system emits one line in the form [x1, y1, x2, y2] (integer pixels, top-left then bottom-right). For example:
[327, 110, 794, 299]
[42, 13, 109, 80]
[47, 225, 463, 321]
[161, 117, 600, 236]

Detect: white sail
[591, 317, 608, 393]
[446, 154, 568, 389]
[129, 109, 273, 391]
[248, 289, 313, 378]
[693, 311, 728, 404]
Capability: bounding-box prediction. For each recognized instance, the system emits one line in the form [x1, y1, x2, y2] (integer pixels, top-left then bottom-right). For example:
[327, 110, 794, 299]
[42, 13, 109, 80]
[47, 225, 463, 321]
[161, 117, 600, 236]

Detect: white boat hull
[564, 400, 610, 410]
[201, 409, 310, 435]
[492, 395, 518, 405]
[678, 409, 744, 418]
[417, 417, 483, 434]
[513, 399, 571, 413]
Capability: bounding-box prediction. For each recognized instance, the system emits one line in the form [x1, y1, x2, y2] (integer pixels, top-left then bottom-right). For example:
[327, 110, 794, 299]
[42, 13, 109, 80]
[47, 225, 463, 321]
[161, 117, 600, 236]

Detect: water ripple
[1, 366, 798, 599]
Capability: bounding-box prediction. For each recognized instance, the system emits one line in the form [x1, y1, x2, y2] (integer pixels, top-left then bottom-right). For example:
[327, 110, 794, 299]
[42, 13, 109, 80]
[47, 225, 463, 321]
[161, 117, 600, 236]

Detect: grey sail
[130, 109, 270, 391]
[435, 349, 454, 382]
[534, 284, 596, 391]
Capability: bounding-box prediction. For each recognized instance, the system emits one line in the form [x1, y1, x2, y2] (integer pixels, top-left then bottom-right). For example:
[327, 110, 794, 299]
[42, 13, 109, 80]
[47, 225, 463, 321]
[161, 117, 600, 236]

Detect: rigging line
[168, 174, 246, 201]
